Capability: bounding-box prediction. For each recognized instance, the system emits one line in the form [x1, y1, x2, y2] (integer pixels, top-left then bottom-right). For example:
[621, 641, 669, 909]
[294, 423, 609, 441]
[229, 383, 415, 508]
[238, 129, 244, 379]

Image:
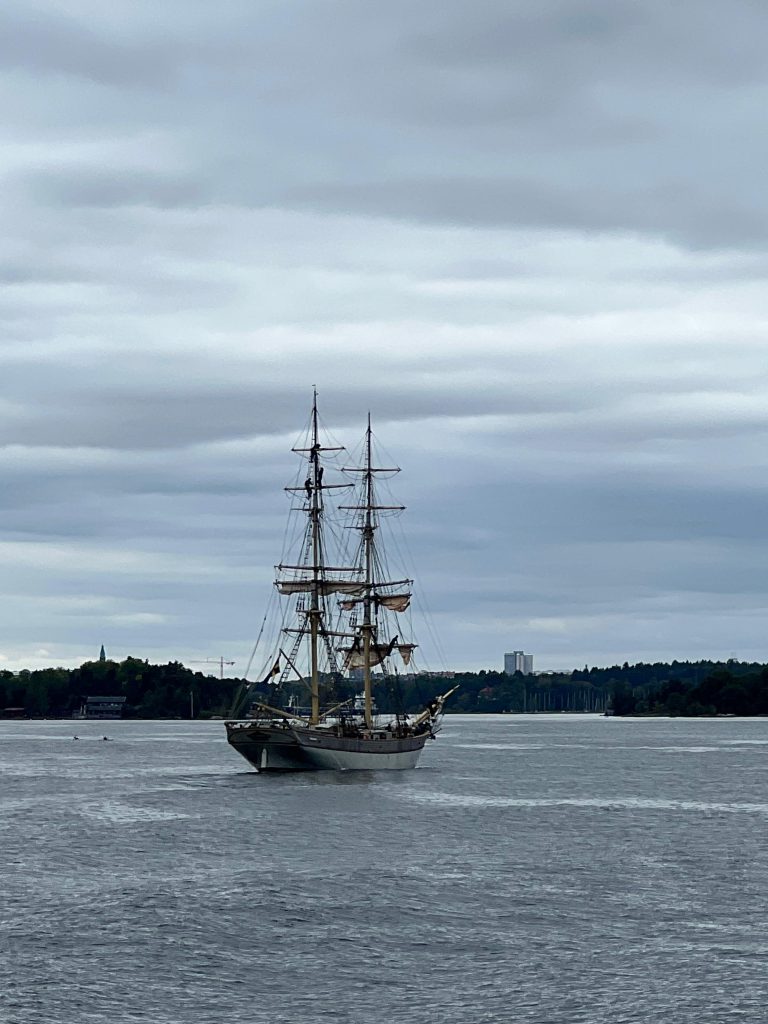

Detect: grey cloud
[0, 389, 322, 451]
[403, 0, 766, 84]
[0, 375, 712, 453]
[30, 169, 208, 210]
[0, 261, 85, 286]
[6, 1, 767, 247]
[0, 6, 173, 86]
[285, 176, 768, 250]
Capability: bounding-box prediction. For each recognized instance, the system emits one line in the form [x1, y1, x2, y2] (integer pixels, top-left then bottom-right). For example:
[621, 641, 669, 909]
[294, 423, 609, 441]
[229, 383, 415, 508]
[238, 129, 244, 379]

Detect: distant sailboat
[225, 393, 456, 771]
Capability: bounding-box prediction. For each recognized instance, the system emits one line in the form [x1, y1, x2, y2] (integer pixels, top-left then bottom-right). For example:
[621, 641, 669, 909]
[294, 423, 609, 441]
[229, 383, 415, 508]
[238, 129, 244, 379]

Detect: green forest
[1, 656, 767, 719]
[403, 660, 768, 716]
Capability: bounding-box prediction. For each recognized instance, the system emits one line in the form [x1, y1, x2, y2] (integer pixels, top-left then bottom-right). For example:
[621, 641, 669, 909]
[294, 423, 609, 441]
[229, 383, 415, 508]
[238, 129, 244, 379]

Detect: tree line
[0, 658, 240, 719]
[446, 659, 768, 716]
[607, 662, 768, 716]
[1, 656, 767, 718]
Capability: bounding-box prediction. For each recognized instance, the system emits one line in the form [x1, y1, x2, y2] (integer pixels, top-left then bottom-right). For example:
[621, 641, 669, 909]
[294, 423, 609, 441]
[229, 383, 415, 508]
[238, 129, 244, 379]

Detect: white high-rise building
[504, 650, 534, 675]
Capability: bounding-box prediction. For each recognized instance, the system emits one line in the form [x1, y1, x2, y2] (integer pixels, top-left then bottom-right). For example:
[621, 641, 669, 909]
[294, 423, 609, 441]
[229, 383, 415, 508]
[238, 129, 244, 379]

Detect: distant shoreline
[3, 657, 767, 718]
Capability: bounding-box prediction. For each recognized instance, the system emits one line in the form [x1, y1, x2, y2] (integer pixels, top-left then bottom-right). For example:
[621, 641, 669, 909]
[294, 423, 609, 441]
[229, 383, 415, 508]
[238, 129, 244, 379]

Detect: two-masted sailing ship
[225, 395, 456, 771]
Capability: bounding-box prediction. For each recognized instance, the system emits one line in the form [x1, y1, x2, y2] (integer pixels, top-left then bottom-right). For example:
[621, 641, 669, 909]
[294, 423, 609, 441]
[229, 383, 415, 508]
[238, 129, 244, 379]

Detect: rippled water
[1, 715, 767, 1023]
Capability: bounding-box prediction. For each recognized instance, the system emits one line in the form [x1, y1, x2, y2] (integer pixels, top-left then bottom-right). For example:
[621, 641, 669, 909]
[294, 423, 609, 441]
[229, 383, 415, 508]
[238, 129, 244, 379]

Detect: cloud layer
[1, 1, 767, 672]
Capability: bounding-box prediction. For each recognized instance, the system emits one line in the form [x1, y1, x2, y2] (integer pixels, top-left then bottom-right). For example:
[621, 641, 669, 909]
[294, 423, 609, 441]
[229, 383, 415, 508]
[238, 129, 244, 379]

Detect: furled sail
[341, 637, 398, 670]
[379, 594, 411, 612]
[338, 592, 411, 612]
[397, 643, 417, 665]
[277, 580, 366, 596]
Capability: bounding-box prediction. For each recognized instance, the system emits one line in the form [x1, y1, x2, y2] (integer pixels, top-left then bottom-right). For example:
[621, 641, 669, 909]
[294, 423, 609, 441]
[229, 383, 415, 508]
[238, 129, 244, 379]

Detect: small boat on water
[225, 393, 456, 771]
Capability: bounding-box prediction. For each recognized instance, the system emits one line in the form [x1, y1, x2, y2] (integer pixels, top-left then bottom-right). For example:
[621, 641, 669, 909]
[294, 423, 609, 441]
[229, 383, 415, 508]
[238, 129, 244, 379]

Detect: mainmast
[309, 390, 321, 726]
[339, 417, 410, 727]
[362, 414, 374, 730]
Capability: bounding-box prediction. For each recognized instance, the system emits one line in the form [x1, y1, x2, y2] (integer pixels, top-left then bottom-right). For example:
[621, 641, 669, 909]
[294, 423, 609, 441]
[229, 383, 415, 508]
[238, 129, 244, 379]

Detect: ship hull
[225, 721, 429, 772]
[226, 722, 312, 771]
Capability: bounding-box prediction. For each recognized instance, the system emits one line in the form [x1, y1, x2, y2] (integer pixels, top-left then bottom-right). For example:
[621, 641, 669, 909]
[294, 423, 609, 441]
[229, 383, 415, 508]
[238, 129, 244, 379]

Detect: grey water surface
[1, 715, 766, 1024]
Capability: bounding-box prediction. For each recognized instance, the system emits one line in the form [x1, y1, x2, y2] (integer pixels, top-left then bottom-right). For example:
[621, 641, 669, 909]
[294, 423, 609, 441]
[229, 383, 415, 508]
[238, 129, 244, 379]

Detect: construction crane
[188, 656, 235, 680]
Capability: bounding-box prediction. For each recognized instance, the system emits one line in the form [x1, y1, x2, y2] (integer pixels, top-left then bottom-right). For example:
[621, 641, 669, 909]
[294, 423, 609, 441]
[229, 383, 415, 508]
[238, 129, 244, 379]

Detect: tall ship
[225, 394, 456, 771]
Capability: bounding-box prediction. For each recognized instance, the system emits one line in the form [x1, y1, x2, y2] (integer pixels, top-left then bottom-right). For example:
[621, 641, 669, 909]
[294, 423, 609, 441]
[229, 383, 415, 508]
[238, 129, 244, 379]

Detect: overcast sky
[2, 0, 767, 674]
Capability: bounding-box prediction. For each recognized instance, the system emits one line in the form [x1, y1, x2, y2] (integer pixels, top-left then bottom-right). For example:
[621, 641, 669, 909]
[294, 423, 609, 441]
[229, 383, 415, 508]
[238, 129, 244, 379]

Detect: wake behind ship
[225, 394, 455, 771]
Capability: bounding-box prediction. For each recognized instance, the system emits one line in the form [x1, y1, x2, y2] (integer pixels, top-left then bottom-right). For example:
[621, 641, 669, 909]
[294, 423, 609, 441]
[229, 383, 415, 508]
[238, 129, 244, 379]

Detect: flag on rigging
[260, 657, 280, 684]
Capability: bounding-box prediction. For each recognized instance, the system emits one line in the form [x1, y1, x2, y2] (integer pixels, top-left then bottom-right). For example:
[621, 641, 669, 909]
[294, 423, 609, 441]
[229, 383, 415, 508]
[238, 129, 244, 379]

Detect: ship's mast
[309, 391, 321, 726]
[276, 395, 350, 722]
[362, 413, 374, 730]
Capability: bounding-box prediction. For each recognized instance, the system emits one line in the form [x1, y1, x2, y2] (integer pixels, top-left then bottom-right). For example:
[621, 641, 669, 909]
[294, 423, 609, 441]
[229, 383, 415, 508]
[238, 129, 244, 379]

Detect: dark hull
[226, 722, 312, 771]
[225, 721, 429, 771]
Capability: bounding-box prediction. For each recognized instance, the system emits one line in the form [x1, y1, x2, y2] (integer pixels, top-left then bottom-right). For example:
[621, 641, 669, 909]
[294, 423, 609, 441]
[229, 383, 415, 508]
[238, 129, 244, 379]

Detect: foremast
[273, 390, 354, 725]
